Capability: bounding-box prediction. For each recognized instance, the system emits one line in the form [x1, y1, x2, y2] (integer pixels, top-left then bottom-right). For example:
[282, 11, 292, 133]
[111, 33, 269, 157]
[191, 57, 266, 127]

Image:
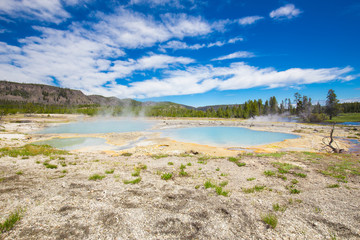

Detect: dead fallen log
[322, 124, 344, 153]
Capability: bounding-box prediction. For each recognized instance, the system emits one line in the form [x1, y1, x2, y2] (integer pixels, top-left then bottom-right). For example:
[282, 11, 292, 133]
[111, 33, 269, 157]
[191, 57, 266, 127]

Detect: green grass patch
[264, 170, 276, 177]
[246, 177, 256, 181]
[105, 169, 115, 174]
[261, 213, 278, 229]
[228, 156, 245, 167]
[187, 162, 192, 166]
[277, 174, 287, 180]
[319, 156, 360, 181]
[0, 208, 24, 233]
[121, 152, 133, 157]
[220, 173, 228, 177]
[219, 181, 228, 187]
[327, 184, 340, 188]
[236, 162, 246, 167]
[131, 170, 140, 177]
[180, 164, 186, 170]
[89, 174, 105, 181]
[228, 157, 239, 162]
[198, 156, 210, 161]
[291, 179, 299, 184]
[167, 162, 174, 165]
[204, 180, 216, 189]
[204, 180, 229, 196]
[0, 144, 67, 157]
[302, 151, 323, 159]
[294, 172, 307, 178]
[123, 177, 141, 184]
[273, 203, 287, 212]
[179, 170, 189, 177]
[272, 162, 300, 172]
[178, 153, 192, 157]
[325, 113, 360, 123]
[161, 173, 173, 180]
[15, 171, 23, 175]
[242, 185, 265, 194]
[197, 160, 207, 164]
[256, 152, 286, 158]
[59, 161, 67, 167]
[43, 162, 58, 169]
[151, 154, 168, 159]
[290, 188, 301, 194]
[215, 186, 229, 197]
[138, 164, 147, 170]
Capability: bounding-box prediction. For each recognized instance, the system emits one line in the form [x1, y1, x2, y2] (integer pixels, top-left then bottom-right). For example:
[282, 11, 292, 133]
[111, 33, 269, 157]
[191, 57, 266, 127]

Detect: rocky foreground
[0, 115, 360, 239]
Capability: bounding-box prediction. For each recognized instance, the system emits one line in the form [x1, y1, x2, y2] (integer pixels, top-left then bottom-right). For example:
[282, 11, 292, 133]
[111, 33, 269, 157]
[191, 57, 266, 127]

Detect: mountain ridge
[0, 80, 194, 110]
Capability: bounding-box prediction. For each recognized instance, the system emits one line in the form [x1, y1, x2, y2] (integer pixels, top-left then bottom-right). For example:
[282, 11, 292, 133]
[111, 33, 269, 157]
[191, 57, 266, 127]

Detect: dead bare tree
[322, 124, 344, 153]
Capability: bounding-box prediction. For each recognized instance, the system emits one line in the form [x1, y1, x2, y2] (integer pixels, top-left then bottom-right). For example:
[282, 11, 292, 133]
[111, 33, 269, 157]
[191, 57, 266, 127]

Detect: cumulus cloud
[0, 21, 194, 91]
[238, 16, 264, 25]
[90, 9, 212, 49]
[212, 51, 255, 61]
[0, 0, 70, 24]
[270, 4, 302, 19]
[87, 63, 354, 98]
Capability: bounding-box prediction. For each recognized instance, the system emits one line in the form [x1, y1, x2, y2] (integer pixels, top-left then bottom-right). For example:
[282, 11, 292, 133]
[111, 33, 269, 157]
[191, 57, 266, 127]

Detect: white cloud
[212, 51, 255, 61]
[161, 13, 211, 38]
[228, 37, 244, 44]
[130, 0, 182, 8]
[74, 63, 354, 99]
[0, 0, 70, 24]
[0, 26, 194, 92]
[238, 16, 264, 25]
[160, 41, 205, 51]
[91, 9, 212, 49]
[270, 4, 302, 19]
[340, 97, 360, 103]
[160, 37, 243, 51]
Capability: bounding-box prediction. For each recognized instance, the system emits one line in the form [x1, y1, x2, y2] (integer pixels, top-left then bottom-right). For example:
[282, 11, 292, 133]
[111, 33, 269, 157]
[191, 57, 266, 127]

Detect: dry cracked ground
[1, 143, 360, 240]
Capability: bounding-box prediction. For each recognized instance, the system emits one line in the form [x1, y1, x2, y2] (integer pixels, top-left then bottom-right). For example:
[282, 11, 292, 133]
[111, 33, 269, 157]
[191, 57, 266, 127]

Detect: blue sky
[0, 0, 359, 107]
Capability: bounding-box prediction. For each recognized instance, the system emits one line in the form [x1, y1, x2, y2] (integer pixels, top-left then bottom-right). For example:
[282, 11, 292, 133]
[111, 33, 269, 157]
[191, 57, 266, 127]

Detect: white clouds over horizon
[82, 63, 354, 98]
[270, 4, 302, 19]
[0, 1, 357, 101]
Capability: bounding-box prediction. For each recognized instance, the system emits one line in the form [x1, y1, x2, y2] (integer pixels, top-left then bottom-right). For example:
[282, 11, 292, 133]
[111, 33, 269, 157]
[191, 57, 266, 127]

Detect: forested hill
[0, 80, 142, 107]
[0, 80, 194, 110]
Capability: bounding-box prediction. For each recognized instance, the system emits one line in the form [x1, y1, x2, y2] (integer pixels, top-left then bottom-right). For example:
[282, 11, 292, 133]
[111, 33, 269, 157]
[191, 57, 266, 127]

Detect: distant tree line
[0, 89, 358, 122]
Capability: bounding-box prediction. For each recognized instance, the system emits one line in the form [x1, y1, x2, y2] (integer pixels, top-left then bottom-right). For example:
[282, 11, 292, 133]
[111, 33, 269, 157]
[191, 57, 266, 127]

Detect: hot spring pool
[33, 137, 108, 151]
[35, 119, 299, 150]
[36, 119, 154, 134]
[161, 127, 299, 147]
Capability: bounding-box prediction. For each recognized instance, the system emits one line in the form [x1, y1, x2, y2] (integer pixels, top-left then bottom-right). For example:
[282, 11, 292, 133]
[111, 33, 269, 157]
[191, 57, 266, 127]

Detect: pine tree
[325, 89, 339, 120]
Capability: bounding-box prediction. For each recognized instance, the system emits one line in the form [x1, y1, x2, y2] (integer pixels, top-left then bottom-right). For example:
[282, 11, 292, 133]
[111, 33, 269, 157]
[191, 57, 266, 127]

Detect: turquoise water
[36, 119, 154, 134]
[339, 122, 360, 126]
[161, 127, 299, 147]
[33, 137, 108, 150]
